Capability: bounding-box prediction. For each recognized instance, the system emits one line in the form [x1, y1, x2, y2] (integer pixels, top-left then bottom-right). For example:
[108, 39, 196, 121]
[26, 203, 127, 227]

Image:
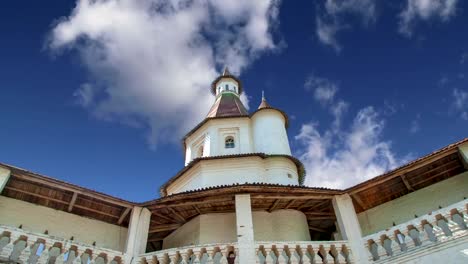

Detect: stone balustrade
[255, 241, 352, 264]
[363, 198, 468, 263]
[138, 243, 239, 264]
[0, 225, 125, 264]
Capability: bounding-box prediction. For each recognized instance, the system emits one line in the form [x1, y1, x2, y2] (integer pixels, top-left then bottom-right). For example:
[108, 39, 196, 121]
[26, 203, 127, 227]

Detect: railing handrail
[362, 198, 468, 263]
[0, 224, 124, 255]
[363, 198, 468, 240]
[138, 241, 238, 257]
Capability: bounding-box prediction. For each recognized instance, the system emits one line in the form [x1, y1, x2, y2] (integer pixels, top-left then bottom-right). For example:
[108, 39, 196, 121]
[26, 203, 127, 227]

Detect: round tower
[251, 92, 291, 155]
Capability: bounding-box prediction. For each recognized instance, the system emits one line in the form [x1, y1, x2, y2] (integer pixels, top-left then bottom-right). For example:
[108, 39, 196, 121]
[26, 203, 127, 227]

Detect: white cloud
[399, 0, 459, 37]
[409, 114, 421, 133]
[452, 88, 468, 120]
[73, 83, 96, 107]
[48, 0, 281, 147]
[305, 75, 338, 104]
[296, 106, 400, 189]
[315, 0, 376, 52]
[461, 52, 468, 64]
[305, 74, 348, 129]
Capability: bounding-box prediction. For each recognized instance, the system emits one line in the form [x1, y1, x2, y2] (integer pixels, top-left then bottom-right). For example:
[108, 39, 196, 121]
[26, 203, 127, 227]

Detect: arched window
[225, 136, 235, 148]
[197, 145, 204, 157]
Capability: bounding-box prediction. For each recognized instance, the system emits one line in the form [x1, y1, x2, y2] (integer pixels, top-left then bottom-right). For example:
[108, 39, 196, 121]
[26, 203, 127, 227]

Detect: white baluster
[277, 246, 288, 264]
[289, 247, 301, 264]
[18, 241, 32, 263]
[38, 248, 51, 264]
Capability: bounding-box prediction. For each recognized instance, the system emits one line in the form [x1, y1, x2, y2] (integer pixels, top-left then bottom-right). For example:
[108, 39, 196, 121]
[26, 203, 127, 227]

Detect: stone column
[125, 207, 152, 260]
[458, 142, 468, 167]
[332, 194, 370, 264]
[235, 194, 256, 263]
[0, 166, 11, 193]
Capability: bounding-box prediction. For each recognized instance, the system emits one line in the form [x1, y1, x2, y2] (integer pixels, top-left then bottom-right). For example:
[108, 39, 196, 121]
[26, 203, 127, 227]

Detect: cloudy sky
[0, 0, 467, 201]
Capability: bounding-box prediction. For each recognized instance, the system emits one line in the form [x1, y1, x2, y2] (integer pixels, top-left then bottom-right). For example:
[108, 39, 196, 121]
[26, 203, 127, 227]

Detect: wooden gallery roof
[0, 138, 466, 248]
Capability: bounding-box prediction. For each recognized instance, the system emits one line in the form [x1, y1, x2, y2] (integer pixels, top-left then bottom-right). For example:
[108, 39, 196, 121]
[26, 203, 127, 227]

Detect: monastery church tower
[162, 68, 304, 196]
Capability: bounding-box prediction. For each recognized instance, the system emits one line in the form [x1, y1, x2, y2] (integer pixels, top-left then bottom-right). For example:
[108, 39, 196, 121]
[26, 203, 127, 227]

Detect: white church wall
[166, 164, 203, 195]
[184, 118, 253, 165]
[251, 110, 291, 155]
[163, 216, 201, 249]
[200, 213, 237, 244]
[253, 210, 311, 241]
[161, 210, 310, 249]
[358, 171, 468, 236]
[167, 157, 298, 195]
[0, 196, 127, 251]
[264, 158, 299, 185]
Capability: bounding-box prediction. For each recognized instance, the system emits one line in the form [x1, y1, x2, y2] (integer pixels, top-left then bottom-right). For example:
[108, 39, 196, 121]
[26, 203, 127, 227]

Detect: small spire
[222, 66, 231, 76]
[258, 90, 271, 109]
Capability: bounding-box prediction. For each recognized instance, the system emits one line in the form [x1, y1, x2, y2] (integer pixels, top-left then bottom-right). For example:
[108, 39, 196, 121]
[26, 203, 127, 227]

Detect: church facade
[0, 70, 467, 264]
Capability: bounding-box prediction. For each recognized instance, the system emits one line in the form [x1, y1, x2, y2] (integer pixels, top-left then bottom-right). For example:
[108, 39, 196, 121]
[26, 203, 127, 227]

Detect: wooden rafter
[167, 207, 186, 223]
[5, 186, 121, 219]
[68, 192, 78, 212]
[268, 199, 281, 212]
[352, 194, 366, 211]
[284, 200, 296, 209]
[149, 223, 181, 233]
[11, 173, 133, 207]
[304, 212, 335, 216]
[412, 165, 461, 188]
[307, 200, 329, 211]
[193, 205, 201, 214]
[5, 186, 68, 205]
[152, 212, 175, 223]
[118, 207, 132, 225]
[307, 216, 336, 220]
[150, 197, 234, 209]
[400, 174, 414, 192]
[348, 149, 459, 194]
[309, 226, 328, 233]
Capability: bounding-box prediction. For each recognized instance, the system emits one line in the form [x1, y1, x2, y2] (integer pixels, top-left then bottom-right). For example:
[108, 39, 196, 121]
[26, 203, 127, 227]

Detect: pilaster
[332, 194, 370, 264]
[458, 142, 468, 168]
[235, 194, 256, 263]
[0, 167, 11, 193]
[125, 207, 151, 261]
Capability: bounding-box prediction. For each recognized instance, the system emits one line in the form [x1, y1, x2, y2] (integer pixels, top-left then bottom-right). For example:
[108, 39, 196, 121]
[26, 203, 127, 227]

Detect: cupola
[211, 67, 243, 96]
[206, 68, 248, 118]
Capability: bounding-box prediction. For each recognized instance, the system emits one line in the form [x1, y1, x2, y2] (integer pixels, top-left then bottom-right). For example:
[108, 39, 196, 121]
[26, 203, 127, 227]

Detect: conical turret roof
[206, 93, 249, 118]
[257, 91, 272, 109]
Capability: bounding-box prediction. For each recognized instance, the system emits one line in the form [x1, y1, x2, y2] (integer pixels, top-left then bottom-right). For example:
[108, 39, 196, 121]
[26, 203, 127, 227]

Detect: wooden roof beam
[308, 226, 328, 233]
[150, 197, 234, 209]
[152, 212, 175, 223]
[118, 207, 132, 225]
[352, 194, 366, 211]
[348, 148, 459, 194]
[306, 200, 329, 211]
[268, 199, 281, 212]
[193, 205, 201, 214]
[400, 174, 414, 192]
[68, 192, 78, 212]
[167, 207, 186, 223]
[5, 186, 68, 205]
[149, 223, 181, 233]
[11, 173, 133, 207]
[307, 216, 336, 220]
[284, 200, 296, 209]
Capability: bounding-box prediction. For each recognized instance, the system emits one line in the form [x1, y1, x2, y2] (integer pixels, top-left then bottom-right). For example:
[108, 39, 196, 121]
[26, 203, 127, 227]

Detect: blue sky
[0, 0, 467, 202]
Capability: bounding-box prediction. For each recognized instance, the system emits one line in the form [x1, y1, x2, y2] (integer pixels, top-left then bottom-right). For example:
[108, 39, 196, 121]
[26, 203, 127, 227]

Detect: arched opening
[197, 145, 204, 157]
[225, 136, 235, 148]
